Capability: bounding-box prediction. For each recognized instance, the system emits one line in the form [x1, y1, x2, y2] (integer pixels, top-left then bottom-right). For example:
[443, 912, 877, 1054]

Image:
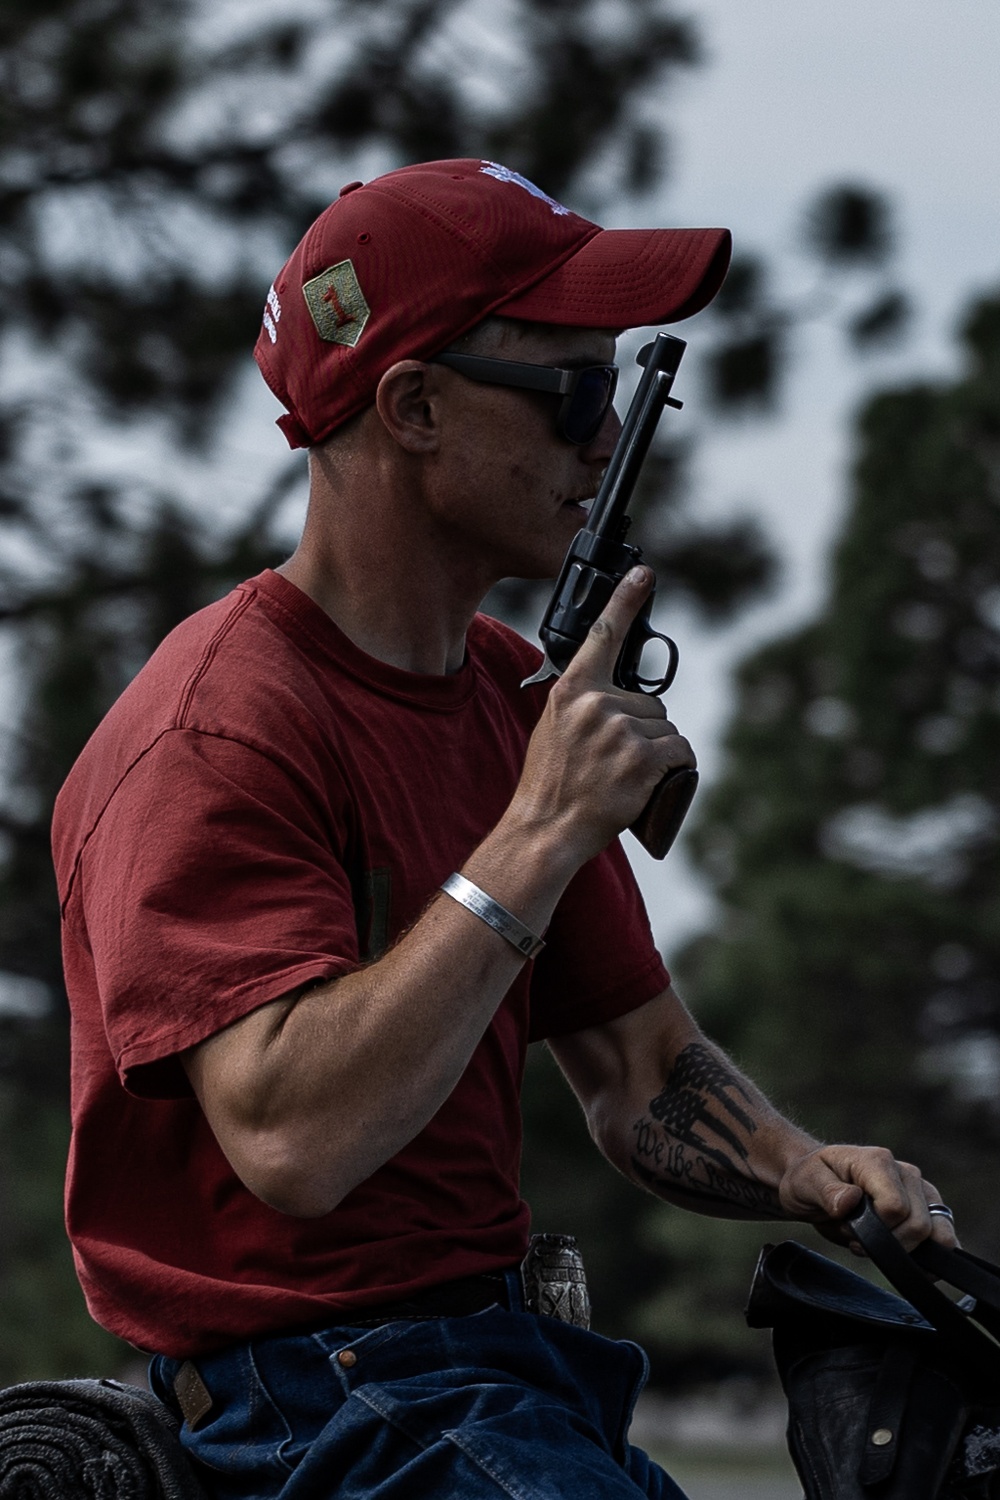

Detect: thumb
[828, 1182, 864, 1220]
[562, 566, 653, 687]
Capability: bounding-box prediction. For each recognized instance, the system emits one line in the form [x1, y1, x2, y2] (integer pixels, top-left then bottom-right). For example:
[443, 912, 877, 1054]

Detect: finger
[635, 724, 698, 773]
[922, 1178, 960, 1248]
[609, 693, 669, 723]
[845, 1158, 948, 1252]
[779, 1150, 864, 1226]
[561, 567, 653, 687]
[885, 1160, 932, 1249]
[838, 1148, 913, 1229]
[864, 1162, 961, 1251]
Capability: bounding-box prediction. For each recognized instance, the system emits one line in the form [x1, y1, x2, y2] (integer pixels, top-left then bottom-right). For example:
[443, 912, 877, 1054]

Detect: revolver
[522, 331, 698, 858]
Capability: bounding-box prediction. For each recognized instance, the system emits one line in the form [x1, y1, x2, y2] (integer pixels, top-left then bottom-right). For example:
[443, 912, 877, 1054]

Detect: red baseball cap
[254, 158, 731, 448]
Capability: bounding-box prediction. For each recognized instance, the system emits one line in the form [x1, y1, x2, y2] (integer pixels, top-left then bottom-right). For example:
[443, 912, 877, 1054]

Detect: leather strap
[913, 1240, 1000, 1317]
[848, 1198, 1000, 1376]
[913, 1241, 1000, 1344]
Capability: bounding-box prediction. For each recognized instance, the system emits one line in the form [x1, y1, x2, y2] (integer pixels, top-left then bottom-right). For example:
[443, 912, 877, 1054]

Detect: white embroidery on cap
[479, 161, 570, 216]
[266, 285, 282, 323]
[262, 309, 277, 344]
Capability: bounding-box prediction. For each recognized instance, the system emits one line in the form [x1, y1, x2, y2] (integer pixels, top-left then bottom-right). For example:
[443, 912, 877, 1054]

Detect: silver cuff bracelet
[440, 872, 545, 960]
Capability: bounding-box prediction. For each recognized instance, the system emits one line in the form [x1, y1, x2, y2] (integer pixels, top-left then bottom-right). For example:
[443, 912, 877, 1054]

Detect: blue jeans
[149, 1270, 687, 1500]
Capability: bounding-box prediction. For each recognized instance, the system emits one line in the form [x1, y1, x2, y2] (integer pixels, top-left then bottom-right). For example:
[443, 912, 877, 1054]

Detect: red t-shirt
[52, 570, 669, 1357]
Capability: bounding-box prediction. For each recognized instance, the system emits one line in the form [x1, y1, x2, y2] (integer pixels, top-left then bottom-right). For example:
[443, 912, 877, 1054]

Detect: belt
[332, 1232, 591, 1330]
[329, 1271, 512, 1327]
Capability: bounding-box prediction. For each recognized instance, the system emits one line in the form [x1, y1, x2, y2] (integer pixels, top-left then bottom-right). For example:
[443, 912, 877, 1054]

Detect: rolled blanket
[0, 1378, 207, 1499]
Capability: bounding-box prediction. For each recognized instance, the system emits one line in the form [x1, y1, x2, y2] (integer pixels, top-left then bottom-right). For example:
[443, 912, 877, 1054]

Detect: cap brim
[497, 226, 732, 328]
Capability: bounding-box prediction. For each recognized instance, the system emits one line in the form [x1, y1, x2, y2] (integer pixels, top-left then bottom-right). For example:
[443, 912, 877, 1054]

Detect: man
[52, 159, 956, 1500]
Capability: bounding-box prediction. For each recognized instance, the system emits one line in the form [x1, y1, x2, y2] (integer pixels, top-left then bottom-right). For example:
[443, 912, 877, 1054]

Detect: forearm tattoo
[630, 1043, 783, 1216]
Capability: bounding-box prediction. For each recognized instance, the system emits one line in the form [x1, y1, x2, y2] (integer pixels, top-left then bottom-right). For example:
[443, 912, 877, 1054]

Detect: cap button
[339, 180, 364, 197]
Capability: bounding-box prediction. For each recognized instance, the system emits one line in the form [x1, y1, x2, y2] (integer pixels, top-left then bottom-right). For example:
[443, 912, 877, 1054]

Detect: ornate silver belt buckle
[520, 1232, 591, 1330]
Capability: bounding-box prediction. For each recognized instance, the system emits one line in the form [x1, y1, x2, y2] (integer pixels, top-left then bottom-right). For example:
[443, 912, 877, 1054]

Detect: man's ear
[374, 360, 445, 454]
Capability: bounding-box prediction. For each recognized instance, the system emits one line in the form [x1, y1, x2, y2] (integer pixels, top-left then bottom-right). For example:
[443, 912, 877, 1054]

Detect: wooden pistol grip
[629, 767, 699, 859]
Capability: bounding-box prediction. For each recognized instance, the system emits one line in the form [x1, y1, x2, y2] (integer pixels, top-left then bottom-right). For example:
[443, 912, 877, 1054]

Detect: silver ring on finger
[927, 1203, 955, 1221]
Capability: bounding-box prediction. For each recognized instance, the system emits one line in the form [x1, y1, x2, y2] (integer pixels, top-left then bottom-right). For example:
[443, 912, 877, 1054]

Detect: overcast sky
[616, 0, 1000, 953]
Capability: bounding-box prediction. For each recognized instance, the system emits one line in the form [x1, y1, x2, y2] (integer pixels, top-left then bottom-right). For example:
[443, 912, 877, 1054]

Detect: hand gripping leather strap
[848, 1198, 1000, 1378]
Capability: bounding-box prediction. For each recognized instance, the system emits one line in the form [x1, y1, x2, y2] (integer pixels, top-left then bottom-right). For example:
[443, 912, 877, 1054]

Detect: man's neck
[276, 550, 484, 676]
[280, 424, 520, 674]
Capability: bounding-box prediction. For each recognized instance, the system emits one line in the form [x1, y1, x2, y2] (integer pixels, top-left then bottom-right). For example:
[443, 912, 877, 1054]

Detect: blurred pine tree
[660, 289, 1000, 1367]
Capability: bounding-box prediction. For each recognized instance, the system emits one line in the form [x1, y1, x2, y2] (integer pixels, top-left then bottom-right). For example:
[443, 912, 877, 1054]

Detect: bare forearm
[557, 993, 957, 1250]
[199, 808, 581, 1216]
[608, 1039, 819, 1220]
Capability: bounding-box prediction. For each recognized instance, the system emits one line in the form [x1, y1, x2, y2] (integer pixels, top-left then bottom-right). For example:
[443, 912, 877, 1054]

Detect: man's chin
[496, 553, 563, 587]
[492, 525, 583, 586]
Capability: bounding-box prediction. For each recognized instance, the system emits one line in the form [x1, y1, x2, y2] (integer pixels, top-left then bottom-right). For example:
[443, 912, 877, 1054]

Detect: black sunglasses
[430, 351, 619, 445]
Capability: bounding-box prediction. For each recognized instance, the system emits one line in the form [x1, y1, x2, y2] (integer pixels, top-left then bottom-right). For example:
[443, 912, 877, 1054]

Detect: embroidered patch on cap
[479, 161, 570, 216]
[302, 260, 371, 346]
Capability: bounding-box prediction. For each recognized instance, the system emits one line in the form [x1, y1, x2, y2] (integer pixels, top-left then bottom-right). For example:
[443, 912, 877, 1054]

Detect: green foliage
[705, 327, 783, 412]
[803, 184, 895, 268]
[705, 185, 911, 410]
[847, 289, 911, 350]
[0, 1022, 129, 1383]
[670, 288, 1000, 1351]
[656, 517, 779, 623]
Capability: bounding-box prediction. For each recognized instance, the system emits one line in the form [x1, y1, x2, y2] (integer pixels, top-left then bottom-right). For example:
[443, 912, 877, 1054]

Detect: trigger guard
[618, 618, 680, 696]
[638, 628, 679, 695]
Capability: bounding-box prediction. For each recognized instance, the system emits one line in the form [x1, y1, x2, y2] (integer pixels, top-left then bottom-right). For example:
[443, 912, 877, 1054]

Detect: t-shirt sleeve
[76, 728, 362, 1099]
[527, 838, 670, 1041]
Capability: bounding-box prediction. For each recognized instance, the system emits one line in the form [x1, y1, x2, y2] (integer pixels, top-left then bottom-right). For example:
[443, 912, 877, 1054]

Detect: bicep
[179, 990, 309, 1207]
[181, 994, 291, 1121]
[548, 984, 701, 1129]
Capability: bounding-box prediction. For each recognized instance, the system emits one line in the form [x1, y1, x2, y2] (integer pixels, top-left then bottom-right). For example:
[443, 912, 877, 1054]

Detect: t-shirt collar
[254, 568, 479, 710]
